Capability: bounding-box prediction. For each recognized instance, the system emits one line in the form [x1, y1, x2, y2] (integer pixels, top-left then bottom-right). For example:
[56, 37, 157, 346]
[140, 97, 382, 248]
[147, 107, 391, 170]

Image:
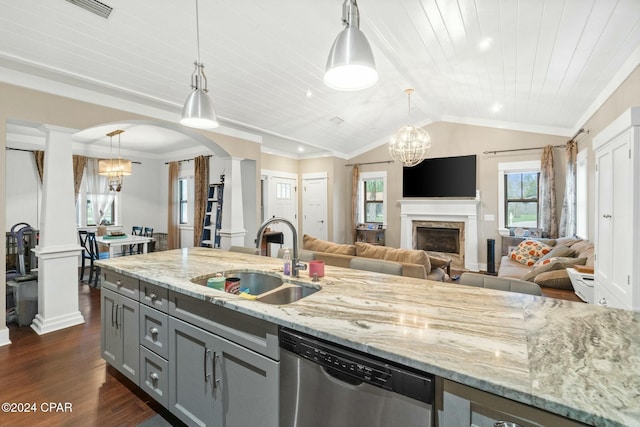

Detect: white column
[219, 157, 247, 248]
[32, 125, 85, 335]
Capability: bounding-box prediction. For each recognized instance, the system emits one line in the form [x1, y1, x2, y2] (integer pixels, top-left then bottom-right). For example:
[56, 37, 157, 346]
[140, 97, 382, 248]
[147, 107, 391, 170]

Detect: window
[497, 161, 541, 232]
[363, 179, 384, 223]
[276, 182, 292, 200]
[179, 178, 189, 224]
[86, 197, 115, 226]
[504, 171, 540, 228]
[358, 172, 387, 225]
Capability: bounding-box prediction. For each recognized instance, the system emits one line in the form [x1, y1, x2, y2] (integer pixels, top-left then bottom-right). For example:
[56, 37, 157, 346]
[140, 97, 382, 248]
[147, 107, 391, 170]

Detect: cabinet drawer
[139, 346, 168, 408]
[102, 269, 139, 301]
[140, 281, 169, 313]
[140, 304, 169, 359]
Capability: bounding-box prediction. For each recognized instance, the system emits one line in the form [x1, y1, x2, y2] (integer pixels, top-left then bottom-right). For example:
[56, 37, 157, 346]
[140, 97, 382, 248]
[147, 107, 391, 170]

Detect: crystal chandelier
[99, 130, 132, 192]
[388, 89, 431, 167]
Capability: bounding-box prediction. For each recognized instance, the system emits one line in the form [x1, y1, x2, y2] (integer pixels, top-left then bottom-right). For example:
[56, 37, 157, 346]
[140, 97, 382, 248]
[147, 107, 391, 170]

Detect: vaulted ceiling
[1, 0, 639, 159]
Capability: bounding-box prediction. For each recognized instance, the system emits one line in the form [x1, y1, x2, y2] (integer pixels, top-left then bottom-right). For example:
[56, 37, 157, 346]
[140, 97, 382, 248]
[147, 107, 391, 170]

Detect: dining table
[96, 234, 154, 258]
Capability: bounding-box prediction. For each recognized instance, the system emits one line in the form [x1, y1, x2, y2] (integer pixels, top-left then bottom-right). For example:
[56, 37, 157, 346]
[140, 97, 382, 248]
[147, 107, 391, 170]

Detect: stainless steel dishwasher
[280, 328, 434, 427]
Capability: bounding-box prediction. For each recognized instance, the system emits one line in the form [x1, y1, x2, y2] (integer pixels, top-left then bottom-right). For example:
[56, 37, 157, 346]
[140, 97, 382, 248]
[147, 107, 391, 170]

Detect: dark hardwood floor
[0, 283, 164, 427]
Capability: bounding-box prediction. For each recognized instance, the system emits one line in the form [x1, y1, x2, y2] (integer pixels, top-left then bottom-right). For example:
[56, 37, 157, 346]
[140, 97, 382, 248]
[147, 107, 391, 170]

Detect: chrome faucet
[256, 217, 307, 278]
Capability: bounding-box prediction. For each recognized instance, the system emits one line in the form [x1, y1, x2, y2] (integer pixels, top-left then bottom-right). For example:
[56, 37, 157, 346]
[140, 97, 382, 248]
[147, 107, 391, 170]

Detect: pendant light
[180, 0, 219, 129]
[99, 130, 132, 192]
[324, 0, 378, 91]
[388, 89, 431, 167]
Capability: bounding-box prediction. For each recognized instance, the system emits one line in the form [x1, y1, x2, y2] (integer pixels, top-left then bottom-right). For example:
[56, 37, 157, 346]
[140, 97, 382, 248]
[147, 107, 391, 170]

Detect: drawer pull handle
[116, 280, 122, 286]
[149, 327, 159, 337]
[204, 348, 211, 382]
[149, 292, 157, 301]
[149, 372, 159, 385]
[599, 297, 607, 306]
[213, 351, 219, 388]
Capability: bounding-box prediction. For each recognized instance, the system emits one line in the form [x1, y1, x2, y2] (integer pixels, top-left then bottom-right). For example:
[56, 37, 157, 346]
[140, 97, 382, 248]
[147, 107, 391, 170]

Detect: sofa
[498, 237, 594, 290]
[302, 234, 450, 281]
[459, 272, 543, 296]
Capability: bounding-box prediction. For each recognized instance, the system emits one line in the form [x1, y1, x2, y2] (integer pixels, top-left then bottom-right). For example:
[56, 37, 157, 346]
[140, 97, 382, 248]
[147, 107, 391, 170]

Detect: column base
[31, 311, 85, 335]
[0, 328, 10, 347]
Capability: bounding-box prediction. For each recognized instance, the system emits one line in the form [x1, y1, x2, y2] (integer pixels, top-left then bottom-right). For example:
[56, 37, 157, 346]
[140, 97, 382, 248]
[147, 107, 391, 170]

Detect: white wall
[6, 150, 41, 230]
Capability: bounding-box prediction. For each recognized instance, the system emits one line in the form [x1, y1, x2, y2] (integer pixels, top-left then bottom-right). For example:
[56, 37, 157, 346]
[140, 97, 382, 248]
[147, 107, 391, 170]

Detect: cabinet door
[169, 318, 217, 427]
[214, 335, 279, 427]
[609, 132, 633, 302]
[101, 288, 121, 367]
[119, 295, 139, 384]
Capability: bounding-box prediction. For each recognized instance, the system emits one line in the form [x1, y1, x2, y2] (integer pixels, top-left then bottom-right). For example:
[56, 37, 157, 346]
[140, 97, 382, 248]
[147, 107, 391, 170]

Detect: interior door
[302, 177, 328, 240]
[266, 176, 297, 252]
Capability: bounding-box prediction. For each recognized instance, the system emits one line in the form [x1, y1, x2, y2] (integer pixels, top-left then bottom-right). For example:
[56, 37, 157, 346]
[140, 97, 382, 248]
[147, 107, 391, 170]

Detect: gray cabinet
[101, 287, 139, 384]
[169, 317, 279, 427]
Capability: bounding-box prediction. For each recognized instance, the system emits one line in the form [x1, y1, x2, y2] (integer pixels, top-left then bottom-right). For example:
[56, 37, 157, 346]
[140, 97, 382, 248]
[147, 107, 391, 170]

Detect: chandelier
[99, 130, 132, 192]
[388, 89, 431, 167]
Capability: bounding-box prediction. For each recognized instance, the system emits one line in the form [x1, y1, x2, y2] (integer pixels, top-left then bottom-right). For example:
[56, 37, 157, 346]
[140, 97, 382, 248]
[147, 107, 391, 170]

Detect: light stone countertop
[96, 248, 640, 427]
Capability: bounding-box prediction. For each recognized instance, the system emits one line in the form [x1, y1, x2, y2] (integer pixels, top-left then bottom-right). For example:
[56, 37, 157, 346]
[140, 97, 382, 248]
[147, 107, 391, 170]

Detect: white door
[266, 176, 297, 253]
[302, 177, 328, 240]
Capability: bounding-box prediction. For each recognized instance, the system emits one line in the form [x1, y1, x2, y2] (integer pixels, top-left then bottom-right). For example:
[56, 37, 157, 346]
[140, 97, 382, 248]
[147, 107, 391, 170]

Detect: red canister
[225, 277, 241, 294]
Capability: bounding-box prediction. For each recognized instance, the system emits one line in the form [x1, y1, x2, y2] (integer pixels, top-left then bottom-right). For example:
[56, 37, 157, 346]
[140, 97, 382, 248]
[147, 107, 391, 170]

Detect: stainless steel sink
[191, 270, 319, 304]
[257, 285, 319, 305]
[191, 271, 283, 294]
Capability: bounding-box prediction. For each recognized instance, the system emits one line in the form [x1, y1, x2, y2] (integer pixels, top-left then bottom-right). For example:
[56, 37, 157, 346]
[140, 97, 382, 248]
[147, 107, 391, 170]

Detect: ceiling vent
[65, 0, 113, 19]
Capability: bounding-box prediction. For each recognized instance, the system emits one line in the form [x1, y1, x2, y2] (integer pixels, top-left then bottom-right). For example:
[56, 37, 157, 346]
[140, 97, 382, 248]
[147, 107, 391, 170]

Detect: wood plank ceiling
[1, 0, 639, 158]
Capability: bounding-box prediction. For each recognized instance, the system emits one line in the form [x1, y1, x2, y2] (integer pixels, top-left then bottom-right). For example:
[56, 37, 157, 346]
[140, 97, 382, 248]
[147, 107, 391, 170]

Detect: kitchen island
[96, 248, 640, 427]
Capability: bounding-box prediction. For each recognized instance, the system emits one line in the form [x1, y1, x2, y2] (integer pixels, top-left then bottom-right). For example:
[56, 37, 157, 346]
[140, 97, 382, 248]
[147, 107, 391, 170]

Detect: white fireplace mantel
[399, 199, 480, 271]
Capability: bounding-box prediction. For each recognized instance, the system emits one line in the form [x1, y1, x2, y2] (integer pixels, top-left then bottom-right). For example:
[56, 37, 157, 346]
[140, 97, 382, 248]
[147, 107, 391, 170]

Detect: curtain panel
[351, 165, 360, 243]
[559, 141, 578, 237]
[193, 156, 209, 247]
[538, 145, 558, 238]
[34, 151, 89, 204]
[167, 161, 180, 250]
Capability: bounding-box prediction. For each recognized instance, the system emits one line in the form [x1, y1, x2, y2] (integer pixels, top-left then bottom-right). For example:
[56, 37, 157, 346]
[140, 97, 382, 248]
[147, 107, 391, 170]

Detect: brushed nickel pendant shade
[324, 0, 378, 91]
[180, 0, 219, 129]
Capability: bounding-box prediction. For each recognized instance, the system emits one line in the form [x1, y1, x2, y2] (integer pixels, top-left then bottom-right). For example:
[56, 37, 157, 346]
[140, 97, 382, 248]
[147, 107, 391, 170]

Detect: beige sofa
[302, 234, 449, 281]
[498, 237, 594, 290]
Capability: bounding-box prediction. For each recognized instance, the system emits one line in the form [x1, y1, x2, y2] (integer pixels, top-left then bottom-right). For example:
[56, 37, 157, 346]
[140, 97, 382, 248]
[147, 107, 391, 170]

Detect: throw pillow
[534, 256, 586, 267]
[534, 246, 576, 265]
[509, 240, 553, 266]
[522, 257, 587, 281]
[354, 242, 431, 273]
[302, 234, 356, 256]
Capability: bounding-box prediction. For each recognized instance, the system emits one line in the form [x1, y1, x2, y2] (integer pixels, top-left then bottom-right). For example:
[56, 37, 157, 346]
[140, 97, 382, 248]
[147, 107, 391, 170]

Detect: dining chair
[127, 226, 143, 255]
[78, 230, 100, 287]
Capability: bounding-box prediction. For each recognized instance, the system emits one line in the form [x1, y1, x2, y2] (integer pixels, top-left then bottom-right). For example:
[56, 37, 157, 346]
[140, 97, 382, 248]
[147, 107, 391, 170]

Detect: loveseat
[498, 237, 594, 290]
[302, 234, 450, 281]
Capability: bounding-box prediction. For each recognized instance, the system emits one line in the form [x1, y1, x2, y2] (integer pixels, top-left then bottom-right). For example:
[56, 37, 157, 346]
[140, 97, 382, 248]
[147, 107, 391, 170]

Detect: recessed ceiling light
[491, 103, 503, 113]
[298, 146, 305, 152]
[478, 37, 493, 51]
[305, 89, 313, 98]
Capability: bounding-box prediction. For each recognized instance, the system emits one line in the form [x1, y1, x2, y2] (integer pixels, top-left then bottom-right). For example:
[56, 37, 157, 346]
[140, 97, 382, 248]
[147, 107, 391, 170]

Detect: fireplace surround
[400, 199, 480, 271]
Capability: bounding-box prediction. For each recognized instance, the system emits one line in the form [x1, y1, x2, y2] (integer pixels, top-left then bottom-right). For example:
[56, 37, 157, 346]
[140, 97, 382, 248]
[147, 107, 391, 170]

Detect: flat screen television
[402, 154, 477, 198]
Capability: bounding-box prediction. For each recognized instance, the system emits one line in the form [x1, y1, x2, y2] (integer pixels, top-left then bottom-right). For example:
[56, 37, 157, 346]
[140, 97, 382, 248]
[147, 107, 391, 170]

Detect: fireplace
[413, 221, 465, 269]
[400, 199, 480, 271]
